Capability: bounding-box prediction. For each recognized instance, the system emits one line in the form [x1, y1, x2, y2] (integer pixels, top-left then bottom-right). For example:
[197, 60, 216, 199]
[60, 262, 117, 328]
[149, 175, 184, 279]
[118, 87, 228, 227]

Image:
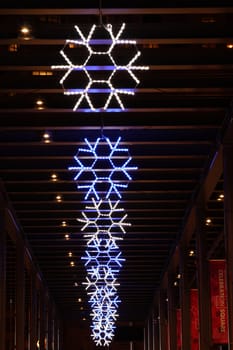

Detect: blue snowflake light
[69, 136, 137, 200]
[51, 23, 149, 111]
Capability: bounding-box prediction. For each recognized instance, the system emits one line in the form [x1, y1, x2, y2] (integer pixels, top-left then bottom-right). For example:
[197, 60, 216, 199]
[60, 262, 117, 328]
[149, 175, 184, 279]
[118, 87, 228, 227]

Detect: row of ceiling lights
[172, 193, 225, 286]
[47, 160, 86, 318]
[54, 194, 86, 318]
[17, 23, 233, 47]
[205, 193, 224, 226]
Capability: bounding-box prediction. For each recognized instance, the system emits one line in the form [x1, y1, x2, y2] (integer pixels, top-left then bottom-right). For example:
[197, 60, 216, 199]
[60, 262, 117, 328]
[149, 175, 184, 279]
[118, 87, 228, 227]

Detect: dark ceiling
[0, 0, 232, 328]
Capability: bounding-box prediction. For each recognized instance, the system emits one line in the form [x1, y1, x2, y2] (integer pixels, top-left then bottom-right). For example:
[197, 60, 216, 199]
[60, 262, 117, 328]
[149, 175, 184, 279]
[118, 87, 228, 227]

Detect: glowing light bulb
[42, 132, 51, 143]
[51, 173, 58, 182]
[205, 218, 212, 226]
[56, 195, 62, 202]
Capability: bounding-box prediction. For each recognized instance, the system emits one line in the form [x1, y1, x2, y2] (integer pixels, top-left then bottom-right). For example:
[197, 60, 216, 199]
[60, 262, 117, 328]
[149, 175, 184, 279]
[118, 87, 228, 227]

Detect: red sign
[190, 289, 199, 350]
[209, 260, 229, 344]
[176, 308, 182, 350]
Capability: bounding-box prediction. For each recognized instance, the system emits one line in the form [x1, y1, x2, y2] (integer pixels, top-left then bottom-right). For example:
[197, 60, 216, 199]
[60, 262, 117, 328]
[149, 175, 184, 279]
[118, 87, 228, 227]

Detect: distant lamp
[35, 98, 45, 110]
[56, 195, 62, 203]
[18, 25, 33, 40]
[217, 193, 224, 201]
[51, 173, 58, 182]
[205, 218, 212, 226]
[189, 250, 195, 257]
[42, 131, 51, 143]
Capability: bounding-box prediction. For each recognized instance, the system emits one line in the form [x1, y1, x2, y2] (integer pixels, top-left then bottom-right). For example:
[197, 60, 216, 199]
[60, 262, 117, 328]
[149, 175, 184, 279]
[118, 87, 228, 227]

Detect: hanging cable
[100, 115, 105, 139]
[99, 0, 103, 26]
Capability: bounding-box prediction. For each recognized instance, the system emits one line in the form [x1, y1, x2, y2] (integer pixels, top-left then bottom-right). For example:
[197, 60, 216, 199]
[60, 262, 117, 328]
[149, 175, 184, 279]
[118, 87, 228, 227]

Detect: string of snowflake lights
[69, 137, 137, 346]
[52, 22, 149, 111]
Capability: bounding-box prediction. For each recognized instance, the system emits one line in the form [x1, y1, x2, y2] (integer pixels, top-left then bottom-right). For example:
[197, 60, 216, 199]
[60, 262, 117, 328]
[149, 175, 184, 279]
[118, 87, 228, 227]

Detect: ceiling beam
[1, 37, 233, 46]
[1, 65, 233, 71]
[0, 140, 213, 146]
[0, 107, 225, 113]
[1, 88, 232, 96]
[0, 155, 206, 160]
[0, 7, 232, 15]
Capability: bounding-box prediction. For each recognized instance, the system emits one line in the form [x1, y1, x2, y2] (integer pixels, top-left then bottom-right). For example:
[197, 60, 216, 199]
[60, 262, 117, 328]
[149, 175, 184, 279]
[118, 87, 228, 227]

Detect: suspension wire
[99, 0, 103, 26]
[100, 114, 105, 138]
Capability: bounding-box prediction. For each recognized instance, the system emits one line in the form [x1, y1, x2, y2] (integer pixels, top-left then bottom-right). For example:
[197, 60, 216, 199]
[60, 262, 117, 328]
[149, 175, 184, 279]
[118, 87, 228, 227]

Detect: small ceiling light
[42, 131, 51, 144]
[205, 218, 212, 226]
[35, 98, 45, 110]
[19, 25, 33, 40]
[20, 26, 30, 35]
[201, 17, 216, 23]
[64, 234, 70, 240]
[68, 42, 77, 49]
[51, 173, 58, 182]
[177, 273, 181, 279]
[36, 98, 44, 106]
[61, 221, 67, 227]
[68, 251, 73, 257]
[70, 261, 75, 267]
[174, 281, 178, 286]
[82, 317, 86, 321]
[80, 306, 84, 311]
[74, 282, 79, 287]
[56, 194, 62, 203]
[32, 70, 53, 76]
[217, 193, 224, 201]
[78, 298, 82, 303]
[189, 250, 195, 257]
[201, 44, 216, 49]
[227, 44, 233, 49]
[8, 43, 18, 52]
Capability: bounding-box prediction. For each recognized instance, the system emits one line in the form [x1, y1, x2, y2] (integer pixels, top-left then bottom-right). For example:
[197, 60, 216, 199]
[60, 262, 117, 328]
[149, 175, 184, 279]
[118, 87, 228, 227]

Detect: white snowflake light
[68, 136, 137, 199]
[52, 23, 149, 111]
[88, 284, 121, 346]
[79, 197, 131, 235]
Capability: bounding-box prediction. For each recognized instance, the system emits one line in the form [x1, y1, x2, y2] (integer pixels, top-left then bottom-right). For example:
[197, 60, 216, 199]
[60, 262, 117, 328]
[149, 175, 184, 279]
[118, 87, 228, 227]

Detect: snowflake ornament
[51, 22, 149, 111]
[69, 136, 137, 200]
[78, 197, 131, 236]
